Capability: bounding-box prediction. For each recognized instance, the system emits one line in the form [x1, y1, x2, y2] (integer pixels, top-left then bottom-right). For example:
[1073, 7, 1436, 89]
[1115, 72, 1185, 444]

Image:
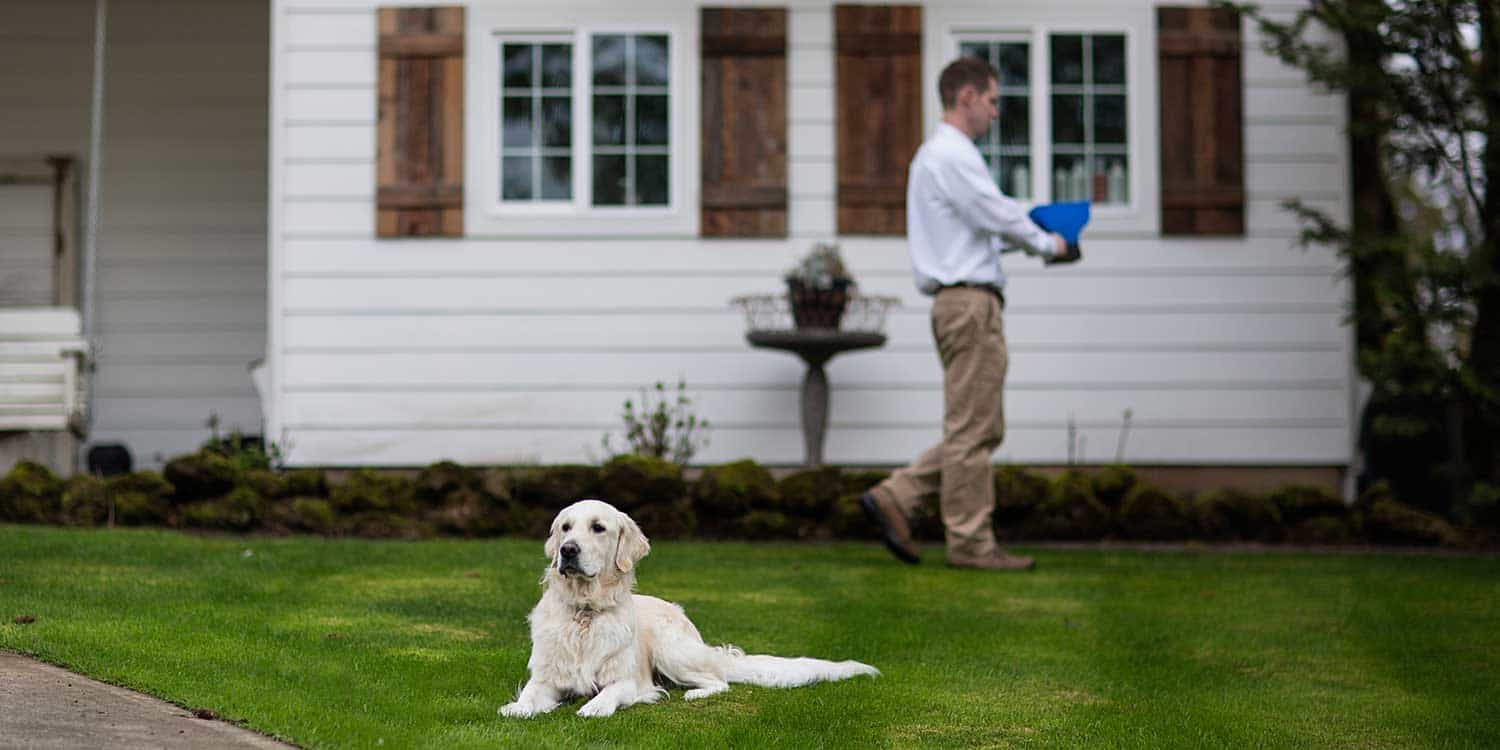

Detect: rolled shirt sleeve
[945, 149, 1057, 258]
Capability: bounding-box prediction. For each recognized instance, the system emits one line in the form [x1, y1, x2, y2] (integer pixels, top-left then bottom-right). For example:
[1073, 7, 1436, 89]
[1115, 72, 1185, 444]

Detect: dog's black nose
[560, 541, 579, 559]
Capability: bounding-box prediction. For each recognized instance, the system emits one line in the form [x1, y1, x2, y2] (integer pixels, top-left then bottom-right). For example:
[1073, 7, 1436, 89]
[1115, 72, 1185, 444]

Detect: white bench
[0, 307, 89, 434]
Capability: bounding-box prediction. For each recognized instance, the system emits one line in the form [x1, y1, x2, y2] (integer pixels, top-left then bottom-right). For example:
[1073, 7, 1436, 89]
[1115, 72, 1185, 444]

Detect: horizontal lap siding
[272, 0, 1351, 467]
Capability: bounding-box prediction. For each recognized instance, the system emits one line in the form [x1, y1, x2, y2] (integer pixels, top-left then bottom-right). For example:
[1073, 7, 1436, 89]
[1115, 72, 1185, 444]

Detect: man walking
[861, 56, 1076, 571]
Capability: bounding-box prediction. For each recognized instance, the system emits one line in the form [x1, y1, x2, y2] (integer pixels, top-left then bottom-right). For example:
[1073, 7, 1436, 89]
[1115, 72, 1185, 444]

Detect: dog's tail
[720, 645, 879, 688]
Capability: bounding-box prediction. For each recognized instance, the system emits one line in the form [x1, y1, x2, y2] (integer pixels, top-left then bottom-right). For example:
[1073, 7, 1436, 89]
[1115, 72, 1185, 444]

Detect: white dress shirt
[905, 122, 1056, 295]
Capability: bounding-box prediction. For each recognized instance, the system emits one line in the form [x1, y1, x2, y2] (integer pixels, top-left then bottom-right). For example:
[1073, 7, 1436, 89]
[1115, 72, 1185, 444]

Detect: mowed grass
[1, 525, 1498, 749]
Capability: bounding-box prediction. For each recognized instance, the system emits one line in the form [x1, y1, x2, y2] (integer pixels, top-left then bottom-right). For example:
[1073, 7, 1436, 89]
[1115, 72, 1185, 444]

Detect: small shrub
[631, 499, 698, 540]
[341, 512, 425, 539]
[330, 470, 417, 515]
[243, 469, 289, 500]
[283, 497, 338, 534]
[284, 469, 328, 498]
[1287, 516, 1354, 545]
[601, 379, 710, 464]
[0, 461, 63, 523]
[1091, 465, 1138, 510]
[599, 454, 687, 513]
[777, 467, 844, 518]
[509, 465, 602, 516]
[740, 510, 796, 540]
[180, 486, 264, 531]
[1360, 499, 1462, 546]
[424, 485, 507, 537]
[200, 422, 283, 472]
[107, 471, 175, 526]
[1194, 488, 1282, 541]
[415, 461, 482, 506]
[993, 466, 1051, 529]
[692, 460, 778, 535]
[829, 493, 879, 538]
[1268, 484, 1347, 525]
[1019, 471, 1110, 540]
[163, 451, 238, 501]
[60, 476, 109, 526]
[1453, 482, 1500, 530]
[1118, 483, 1195, 541]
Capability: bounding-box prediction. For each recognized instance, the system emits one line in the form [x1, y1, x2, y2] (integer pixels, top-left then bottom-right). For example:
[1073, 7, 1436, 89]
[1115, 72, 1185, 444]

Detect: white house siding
[268, 0, 1351, 468]
[0, 0, 269, 467]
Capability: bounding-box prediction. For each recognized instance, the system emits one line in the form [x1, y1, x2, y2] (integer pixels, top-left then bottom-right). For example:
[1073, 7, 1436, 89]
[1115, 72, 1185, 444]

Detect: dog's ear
[613, 512, 651, 574]
[544, 516, 563, 561]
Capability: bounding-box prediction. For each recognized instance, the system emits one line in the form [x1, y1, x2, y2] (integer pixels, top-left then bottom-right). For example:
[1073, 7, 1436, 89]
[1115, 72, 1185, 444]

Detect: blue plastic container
[1027, 201, 1091, 245]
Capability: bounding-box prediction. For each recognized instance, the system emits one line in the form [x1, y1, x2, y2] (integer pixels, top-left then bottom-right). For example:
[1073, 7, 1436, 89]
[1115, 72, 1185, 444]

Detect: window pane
[1051, 94, 1084, 144]
[636, 155, 668, 205]
[593, 154, 627, 205]
[503, 96, 534, 147]
[1096, 155, 1128, 204]
[998, 43, 1029, 87]
[959, 41, 987, 60]
[1092, 35, 1126, 85]
[504, 44, 533, 89]
[1052, 154, 1088, 202]
[635, 35, 669, 86]
[502, 156, 533, 200]
[999, 96, 1029, 145]
[541, 44, 571, 88]
[635, 95, 668, 146]
[1094, 94, 1127, 144]
[1050, 34, 1084, 84]
[593, 95, 626, 145]
[541, 156, 571, 200]
[593, 35, 626, 86]
[542, 97, 571, 147]
[999, 156, 1032, 200]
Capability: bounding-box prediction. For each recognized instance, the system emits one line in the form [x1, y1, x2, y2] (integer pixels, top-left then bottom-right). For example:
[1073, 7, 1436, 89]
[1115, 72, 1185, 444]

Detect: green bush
[107, 471, 175, 526]
[1193, 488, 1282, 541]
[330, 470, 418, 515]
[281, 497, 338, 534]
[1360, 499, 1462, 546]
[423, 485, 507, 537]
[509, 464, 602, 516]
[180, 486, 264, 531]
[415, 461, 481, 506]
[1118, 483, 1195, 541]
[994, 466, 1051, 528]
[284, 469, 328, 498]
[1287, 516, 1354, 545]
[59, 476, 109, 526]
[243, 469, 289, 500]
[692, 460, 777, 534]
[163, 451, 238, 501]
[1453, 482, 1500, 530]
[0, 461, 63, 523]
[631, 499, 698, 540]
[829, 492, 879, 538]
[341, 511, 425, 539]
[740, 510, 796, 540]
[777, 467, 843, 518]
[1268, 484, 1347, 525]
[1019, 471, 1110, 540]
[1091, 465, 1139, 510]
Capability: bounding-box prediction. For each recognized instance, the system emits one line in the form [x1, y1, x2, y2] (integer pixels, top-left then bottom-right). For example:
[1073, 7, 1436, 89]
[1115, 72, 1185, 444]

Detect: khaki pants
[874, 286, 1007, 560]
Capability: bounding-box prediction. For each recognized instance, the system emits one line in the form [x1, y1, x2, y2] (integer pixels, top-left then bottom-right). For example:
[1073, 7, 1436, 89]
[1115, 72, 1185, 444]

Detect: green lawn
[1, 525, 1497, 749]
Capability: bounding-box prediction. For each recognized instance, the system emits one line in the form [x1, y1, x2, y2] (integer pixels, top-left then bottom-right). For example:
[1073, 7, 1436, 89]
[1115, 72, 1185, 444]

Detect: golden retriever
[499, 499, 878, 718]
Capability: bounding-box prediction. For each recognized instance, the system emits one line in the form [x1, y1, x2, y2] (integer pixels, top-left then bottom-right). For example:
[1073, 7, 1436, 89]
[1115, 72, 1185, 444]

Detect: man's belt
[937, 282, 1005, 308]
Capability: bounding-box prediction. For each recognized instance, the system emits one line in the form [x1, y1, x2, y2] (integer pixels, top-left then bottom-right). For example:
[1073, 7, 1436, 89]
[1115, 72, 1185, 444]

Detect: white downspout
[80, 0, 107, 462]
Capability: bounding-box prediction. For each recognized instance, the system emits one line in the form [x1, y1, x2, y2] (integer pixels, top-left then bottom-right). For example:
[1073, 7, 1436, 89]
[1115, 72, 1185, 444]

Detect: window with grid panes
[959, 39, 1032, 200]
[1050, 33, 1127, 204]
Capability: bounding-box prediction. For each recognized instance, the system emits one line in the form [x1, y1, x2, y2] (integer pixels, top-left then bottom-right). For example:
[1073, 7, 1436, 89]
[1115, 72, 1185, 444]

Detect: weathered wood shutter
[834, 4, 922, 235]
[1158, 6, 1244, 235]
[700, 8, 788, 237]
[377, 6, 464, 238]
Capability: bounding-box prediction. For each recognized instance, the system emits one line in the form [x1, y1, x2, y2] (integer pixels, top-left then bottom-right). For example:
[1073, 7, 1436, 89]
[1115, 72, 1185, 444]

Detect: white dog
[499, 499, 878, 718]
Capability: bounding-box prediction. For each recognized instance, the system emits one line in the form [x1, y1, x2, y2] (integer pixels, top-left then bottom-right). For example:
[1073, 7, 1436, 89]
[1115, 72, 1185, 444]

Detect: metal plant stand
[733, 293, 899, 467]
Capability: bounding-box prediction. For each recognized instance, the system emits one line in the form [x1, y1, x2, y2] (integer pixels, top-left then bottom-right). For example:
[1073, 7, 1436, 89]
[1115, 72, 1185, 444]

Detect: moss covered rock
[1360, 499, 1461, 546]
[180, 486, 264, 531]
[1091, 465, 1139, 510]
[994, 466, 1051, 529]
[0, 461, 63, 523]
[107, 471, 175, 526]
[740, 510, 796, 540]
[1268, 484, 1347, 525]
[163, 451, 238, 501]
[1193, 488, 1282, 541]
[631, 499, 698, 540]
[1018, 471, 1110, 540]
[694, 460, 777, 517]
[1117, 483, 1195, 541]
[509, 464, 602, 516]
[425, 485, 507, 537]
[330, 470, 418, 515]
[415, 461, 482, 506]
[776, 467, 843, 518]
[283, 469, 328, 498]
[282, 497, 338, 534]
[243, 469, 289, 500]
[60, 475, 110, 526]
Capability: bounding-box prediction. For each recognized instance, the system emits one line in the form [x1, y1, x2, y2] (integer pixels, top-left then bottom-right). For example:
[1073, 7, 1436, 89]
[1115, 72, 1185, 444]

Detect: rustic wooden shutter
[834, 4, 922, 235]
[377, 6, 464, 238]
[1158, 6, 1244, 235]
[700, 8, 788, 238]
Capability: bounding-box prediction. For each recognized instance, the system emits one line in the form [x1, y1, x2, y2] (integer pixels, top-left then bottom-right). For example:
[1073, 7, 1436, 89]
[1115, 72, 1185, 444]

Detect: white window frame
[929, 6, 1159, 235]
[466, 7, 698, 237]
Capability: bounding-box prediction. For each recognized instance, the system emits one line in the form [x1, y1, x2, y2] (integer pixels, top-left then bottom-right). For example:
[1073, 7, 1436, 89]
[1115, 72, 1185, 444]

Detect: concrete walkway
[0, 653, 295, 749]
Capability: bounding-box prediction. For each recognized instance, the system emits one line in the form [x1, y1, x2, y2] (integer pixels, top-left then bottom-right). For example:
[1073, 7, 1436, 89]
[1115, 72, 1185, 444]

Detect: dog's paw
[576, 699, 616, 718]
[499, 702, 533, 718]
[684, 686, 726, 701]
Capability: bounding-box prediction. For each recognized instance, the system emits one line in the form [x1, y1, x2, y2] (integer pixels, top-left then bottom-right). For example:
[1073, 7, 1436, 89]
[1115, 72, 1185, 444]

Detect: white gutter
[81, 0, 107, 452]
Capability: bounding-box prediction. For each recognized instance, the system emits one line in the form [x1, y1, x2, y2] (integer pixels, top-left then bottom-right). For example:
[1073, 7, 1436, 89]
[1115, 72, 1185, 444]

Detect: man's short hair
[938, 56, 998, 110]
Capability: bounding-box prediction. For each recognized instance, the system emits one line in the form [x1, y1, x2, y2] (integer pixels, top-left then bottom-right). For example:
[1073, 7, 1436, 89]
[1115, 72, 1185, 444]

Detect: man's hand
[1045, 234, 1082, 265]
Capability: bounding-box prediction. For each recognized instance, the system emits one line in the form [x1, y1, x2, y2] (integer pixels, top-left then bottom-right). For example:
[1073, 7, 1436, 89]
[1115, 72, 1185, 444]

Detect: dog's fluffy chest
[527, 596, 637, 696]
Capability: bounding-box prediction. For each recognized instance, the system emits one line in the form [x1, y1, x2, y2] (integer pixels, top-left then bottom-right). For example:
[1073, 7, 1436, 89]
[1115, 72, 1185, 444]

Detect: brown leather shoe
[946, 551, 1035, 571]
[859, 492, 920, 564]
